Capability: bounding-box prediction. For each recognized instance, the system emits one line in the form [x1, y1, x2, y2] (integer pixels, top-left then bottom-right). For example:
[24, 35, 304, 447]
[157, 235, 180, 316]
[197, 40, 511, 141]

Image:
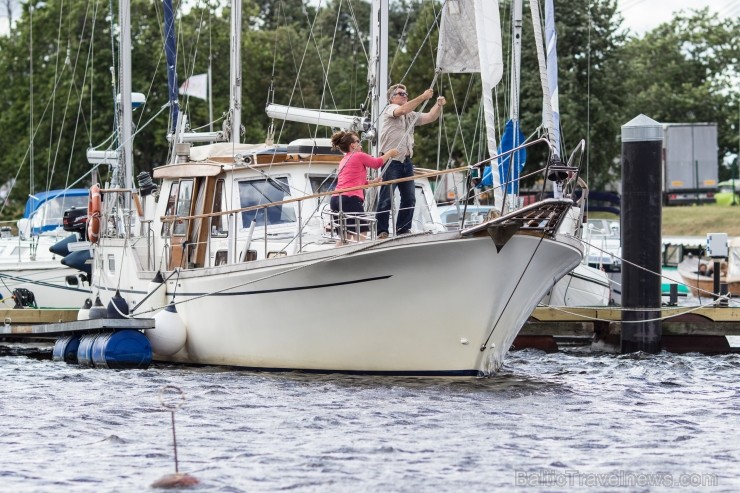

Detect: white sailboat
[0, 190, 91, 308]
[85, 0, 583, 376]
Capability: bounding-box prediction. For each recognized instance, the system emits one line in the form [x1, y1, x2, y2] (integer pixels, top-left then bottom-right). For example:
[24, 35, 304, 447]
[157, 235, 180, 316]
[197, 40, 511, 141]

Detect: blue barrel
[91, 330, 152, 369]
[76, 334, 99, 367]
[52, 335, 81, 364]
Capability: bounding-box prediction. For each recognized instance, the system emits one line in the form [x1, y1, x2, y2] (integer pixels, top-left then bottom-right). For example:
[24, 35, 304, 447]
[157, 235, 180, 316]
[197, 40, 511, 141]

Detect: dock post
[620, 115, 663, 353]
[713, 261, 721, 301]
[668, 284, 678, 306]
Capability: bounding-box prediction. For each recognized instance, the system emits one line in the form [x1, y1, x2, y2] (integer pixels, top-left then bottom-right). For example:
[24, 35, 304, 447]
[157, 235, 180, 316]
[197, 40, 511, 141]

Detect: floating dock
[517, 306, 740, 354]
[0, 309, 153, 338]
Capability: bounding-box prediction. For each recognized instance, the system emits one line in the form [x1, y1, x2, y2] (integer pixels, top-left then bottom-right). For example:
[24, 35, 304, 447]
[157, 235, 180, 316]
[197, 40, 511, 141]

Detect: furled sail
[545, 0, 561, 157]
[437, 0, 503, 207]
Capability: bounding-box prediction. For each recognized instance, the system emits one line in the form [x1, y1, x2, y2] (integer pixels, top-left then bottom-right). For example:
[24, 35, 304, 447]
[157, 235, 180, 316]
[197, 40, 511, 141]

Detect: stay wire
[480, 231, 549, 351]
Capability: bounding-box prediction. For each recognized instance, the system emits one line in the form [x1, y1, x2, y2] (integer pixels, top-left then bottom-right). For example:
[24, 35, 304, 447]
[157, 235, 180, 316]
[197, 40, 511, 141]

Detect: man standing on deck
[376, 84, 446, 238]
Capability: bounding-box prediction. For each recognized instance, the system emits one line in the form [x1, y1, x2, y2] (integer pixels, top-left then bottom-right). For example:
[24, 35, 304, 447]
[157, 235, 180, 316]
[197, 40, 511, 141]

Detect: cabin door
[165, 177, 215, 270]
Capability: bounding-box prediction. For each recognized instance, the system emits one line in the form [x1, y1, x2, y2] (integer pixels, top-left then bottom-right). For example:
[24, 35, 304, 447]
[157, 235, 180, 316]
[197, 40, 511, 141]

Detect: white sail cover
[437, 0, 504, 207]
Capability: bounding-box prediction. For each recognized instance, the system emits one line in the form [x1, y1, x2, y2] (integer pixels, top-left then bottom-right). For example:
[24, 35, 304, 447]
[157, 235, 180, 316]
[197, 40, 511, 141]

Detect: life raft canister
[87, 184, 102, 243]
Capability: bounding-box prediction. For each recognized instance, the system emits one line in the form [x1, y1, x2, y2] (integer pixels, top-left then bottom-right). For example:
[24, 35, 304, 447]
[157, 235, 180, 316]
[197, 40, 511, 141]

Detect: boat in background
[661, 236, 704, 298]
[0, 190, 91, 308]
[542, 201, 612, 307]
[677, 236, 740, 298]
[583, 218, 622, 272]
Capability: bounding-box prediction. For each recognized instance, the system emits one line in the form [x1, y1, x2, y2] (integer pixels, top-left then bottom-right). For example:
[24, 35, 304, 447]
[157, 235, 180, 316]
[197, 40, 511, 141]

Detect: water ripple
[0, 344, 738, 492]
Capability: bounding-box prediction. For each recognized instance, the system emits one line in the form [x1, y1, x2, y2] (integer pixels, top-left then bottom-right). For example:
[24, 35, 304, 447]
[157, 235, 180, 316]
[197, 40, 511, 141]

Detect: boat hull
[0, 234, 91, 309]
[0, 264, 90, 309]
[678, 272, 739, 298]
[544, 263, 611, 306]
[97, 232, 581, 375]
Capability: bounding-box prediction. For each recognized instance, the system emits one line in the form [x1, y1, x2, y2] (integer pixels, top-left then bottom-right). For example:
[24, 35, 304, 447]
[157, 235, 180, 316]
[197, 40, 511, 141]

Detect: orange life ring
[87, 184, 102, 244]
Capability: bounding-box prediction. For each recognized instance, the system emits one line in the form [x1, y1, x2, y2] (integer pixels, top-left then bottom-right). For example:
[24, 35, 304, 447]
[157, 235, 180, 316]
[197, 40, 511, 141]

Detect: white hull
[96, 232, 581, 375]
[1, 264, 90, 308]
[0, 236, 91, 309]
[544, 263, 611, 307]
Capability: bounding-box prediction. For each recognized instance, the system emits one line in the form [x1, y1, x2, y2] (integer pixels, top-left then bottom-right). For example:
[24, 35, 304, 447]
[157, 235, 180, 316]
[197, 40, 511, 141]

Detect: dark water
[1, 344, 738, 492]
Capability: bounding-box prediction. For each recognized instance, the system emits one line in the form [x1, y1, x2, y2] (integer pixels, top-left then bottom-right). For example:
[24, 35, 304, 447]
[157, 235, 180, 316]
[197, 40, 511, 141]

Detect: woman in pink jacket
[330, 131, 398, 238]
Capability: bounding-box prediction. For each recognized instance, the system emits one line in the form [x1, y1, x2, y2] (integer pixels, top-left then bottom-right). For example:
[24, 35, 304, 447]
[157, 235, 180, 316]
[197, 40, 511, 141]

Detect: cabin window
[214, 250, 228, 266]
[107, 254, 116, 273]
[161, 181, 180, 237]
[210, 179, 228, 237]
[173, 179, 194, 236]
[308, 174, 337, 207]
[237, 177, 296, 228]
[308, 174, 337, 193]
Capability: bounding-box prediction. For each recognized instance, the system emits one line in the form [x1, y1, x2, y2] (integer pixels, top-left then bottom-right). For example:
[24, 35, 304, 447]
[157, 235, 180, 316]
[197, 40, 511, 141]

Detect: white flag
[179, 73, 208, 100]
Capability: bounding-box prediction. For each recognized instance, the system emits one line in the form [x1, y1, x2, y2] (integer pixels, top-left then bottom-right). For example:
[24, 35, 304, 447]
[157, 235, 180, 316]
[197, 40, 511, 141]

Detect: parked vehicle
[715, 179, 739, 206]
[663, 123, 718, 205]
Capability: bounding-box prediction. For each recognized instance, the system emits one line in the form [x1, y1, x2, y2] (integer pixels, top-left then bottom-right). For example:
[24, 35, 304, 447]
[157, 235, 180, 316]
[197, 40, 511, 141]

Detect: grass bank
[590, 204, 739, 237]
[661, 204, 740, 237]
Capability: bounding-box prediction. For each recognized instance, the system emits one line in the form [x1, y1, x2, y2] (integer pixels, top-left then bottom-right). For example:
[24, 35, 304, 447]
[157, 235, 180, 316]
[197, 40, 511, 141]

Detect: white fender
[147, 303, 187, 356]
[77, 298, 92, 321]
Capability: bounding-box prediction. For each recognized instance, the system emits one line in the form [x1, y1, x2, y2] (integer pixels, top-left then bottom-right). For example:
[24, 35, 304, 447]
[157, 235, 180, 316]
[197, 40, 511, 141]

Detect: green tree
[0, 0, 181, 219]
[621, 8, 740, 180]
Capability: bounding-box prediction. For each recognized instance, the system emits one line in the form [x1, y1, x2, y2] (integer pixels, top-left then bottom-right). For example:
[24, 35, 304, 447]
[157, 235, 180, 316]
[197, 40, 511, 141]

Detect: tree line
[0, 0, 737, 220]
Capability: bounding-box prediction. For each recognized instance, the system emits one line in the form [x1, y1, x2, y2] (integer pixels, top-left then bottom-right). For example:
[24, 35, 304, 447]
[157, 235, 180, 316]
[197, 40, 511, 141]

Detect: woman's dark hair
[330, 130, 359, 153]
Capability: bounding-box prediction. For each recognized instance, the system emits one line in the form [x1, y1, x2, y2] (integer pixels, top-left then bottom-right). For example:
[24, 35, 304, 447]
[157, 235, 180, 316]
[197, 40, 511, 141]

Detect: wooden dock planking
[0, 309, 154, 338]
[517, 306, 740, 354]
[0, 308, 79, 325]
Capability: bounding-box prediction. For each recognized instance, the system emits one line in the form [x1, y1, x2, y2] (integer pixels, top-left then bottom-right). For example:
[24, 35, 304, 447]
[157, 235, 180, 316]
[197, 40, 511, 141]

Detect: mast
[505, 0, 524, 211]
[163, 0, 179, 134]
[119, 0, 133, 197]
[29, 4, 34, 196]
[509, 0, 522, 123]
[229, 0, 242, 144]
[368, 0, 389, 155]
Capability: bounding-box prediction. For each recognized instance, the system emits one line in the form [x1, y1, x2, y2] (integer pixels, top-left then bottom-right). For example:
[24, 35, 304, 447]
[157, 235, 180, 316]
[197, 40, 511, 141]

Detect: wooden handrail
[141, 137, 550, 223]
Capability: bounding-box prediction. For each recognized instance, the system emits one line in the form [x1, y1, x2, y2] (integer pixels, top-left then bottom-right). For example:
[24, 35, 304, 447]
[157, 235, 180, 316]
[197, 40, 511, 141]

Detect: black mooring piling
[620, 115, 663, 353]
